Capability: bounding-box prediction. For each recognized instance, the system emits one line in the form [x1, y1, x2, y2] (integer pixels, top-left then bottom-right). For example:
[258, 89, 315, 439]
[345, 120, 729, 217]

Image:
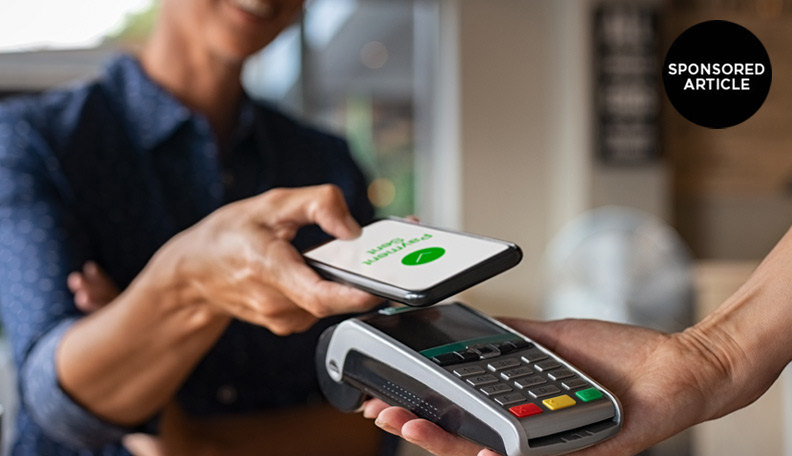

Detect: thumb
[122, 434, 165, 456]
[498, 317, 570, 352]
[249, 185, 362, 240]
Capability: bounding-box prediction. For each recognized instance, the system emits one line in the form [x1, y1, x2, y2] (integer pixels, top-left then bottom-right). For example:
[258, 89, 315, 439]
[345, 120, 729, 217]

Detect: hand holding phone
[303, 218, 522, 306]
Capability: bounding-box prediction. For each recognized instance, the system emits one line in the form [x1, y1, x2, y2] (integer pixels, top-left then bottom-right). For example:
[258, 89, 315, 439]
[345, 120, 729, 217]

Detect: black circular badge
[663, 20, 771, 129]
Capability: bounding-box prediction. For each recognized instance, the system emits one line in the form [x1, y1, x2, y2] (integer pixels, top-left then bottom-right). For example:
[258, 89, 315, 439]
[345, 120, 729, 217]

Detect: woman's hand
[141, 184, 382, 335]
[366, 316, 767, 456]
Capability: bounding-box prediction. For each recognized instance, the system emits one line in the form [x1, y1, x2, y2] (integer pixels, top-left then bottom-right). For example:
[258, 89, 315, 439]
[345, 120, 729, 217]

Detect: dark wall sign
[594, 6, 661, 165]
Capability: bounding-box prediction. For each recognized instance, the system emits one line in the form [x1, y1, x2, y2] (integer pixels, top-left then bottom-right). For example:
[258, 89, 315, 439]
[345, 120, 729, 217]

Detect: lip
[223, 0, 278, 25]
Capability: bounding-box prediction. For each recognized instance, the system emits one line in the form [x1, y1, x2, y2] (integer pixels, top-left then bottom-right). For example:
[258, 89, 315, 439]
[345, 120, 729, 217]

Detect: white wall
[435, 0, 593, 318]
[427, 0, 669, 320]
[454, 0, 554, 319]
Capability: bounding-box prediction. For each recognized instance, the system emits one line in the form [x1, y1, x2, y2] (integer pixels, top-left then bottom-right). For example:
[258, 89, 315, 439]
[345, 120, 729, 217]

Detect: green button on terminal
[575, 387, 603, 403]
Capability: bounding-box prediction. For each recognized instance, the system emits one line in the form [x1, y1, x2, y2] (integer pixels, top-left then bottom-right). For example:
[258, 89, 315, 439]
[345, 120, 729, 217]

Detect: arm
[57, 185, 382, 427]
[0, 113, 129, 448]
[369, 226, 792, 455]
[0, 120, 380, 448]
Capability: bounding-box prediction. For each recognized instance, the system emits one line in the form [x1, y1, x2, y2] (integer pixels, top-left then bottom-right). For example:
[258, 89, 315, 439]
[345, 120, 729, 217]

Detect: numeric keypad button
[494, 393, 526, 406]
[528, 385, 561, 399]
[534, 360, 562, 372]
[514, 376, 547, 389]
[480, 384, 513, 396]
[547, 369, 575, 381]
[487, 358, 520, 372]
[453, 366, 486, 378]
[500, 366, 534, 381]
[521, 352, 548, 364]
[561, 378, 589, 390]
[466, 374, 499, 387]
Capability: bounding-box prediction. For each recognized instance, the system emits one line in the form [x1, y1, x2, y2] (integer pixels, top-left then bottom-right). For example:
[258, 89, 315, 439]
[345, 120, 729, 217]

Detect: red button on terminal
[509, 403, 543, 418]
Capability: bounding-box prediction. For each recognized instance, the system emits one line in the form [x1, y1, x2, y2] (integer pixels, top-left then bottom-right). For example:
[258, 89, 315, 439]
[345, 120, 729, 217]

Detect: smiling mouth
[228, 0, 275, 19]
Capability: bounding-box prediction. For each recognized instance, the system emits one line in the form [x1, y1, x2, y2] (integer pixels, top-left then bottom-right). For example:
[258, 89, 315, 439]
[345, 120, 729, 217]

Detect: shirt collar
[100, 54, 258, 153]
[100, 54, 193, 151]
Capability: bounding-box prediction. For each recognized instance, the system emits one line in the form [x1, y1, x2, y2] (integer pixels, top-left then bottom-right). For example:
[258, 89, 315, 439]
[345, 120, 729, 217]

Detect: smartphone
[303, 217, 522, 306]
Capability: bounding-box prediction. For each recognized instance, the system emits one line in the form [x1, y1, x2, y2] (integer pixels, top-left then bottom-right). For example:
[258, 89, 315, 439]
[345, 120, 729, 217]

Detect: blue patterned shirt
[0, 54, 373, 455]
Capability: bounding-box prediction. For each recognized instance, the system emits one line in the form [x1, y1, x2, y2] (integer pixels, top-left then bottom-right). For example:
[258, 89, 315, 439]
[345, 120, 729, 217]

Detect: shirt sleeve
[0, 108, 132, 449]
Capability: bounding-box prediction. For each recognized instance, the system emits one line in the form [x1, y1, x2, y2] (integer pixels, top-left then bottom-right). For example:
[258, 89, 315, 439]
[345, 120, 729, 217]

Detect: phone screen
[304, 219, 509, 291]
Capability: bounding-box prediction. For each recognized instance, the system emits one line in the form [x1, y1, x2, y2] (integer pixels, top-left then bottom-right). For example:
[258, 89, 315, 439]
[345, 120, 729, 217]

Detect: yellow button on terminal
[542, 394, 576, 411]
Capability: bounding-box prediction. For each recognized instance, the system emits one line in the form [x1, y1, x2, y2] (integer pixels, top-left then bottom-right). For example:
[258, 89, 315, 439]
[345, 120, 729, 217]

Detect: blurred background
[2, 0, 792, 455]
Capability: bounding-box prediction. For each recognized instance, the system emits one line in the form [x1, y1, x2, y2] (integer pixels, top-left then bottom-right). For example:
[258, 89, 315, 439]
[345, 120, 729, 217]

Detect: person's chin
[223, 0, 276, 24]
[203, 30, 271, 64]
[217, 41, 270, 64]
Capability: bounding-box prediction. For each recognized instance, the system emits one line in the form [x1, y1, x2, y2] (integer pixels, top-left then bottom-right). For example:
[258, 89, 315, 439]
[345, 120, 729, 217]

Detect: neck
[139, 26, 245, 145]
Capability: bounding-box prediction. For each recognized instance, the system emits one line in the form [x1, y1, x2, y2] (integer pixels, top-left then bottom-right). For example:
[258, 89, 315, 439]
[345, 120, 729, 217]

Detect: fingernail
[84, 261, 98, 275]
[67, 273, 81, 288]
[344, 214, 361, 237]
[374, 418, 398, 435]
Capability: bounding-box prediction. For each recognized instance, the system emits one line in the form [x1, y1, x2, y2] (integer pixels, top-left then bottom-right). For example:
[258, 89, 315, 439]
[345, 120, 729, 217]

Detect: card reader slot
[527, 418, 619, 449]
[519, 396, 616, 440]
[343, 350, 507, 455]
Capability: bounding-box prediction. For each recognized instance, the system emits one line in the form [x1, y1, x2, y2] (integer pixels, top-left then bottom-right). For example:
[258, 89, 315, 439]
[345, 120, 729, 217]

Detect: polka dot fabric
[0, 54, 374, 455]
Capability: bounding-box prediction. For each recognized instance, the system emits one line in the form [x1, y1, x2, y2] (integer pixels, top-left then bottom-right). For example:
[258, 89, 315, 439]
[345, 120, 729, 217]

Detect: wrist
[128, 239, 230, 331]
[682, 299, 781, 422]
[673, 324, 746, 422]
[56, 238, 232, 425]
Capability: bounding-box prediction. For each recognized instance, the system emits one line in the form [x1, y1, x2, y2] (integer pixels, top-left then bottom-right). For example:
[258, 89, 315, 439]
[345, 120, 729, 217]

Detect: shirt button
[216, 384, 238, 404]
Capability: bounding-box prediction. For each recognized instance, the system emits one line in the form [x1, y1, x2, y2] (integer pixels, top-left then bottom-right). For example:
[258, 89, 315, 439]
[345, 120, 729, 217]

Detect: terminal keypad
[437, 338, 604, 419]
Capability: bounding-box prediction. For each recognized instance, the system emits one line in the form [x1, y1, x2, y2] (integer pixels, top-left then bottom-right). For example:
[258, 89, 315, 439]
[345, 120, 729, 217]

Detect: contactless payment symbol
[402, 247, 445, 266]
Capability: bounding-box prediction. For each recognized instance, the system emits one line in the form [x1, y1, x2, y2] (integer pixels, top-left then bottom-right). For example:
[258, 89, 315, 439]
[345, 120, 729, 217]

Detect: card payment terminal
[317, 303, 622, 456]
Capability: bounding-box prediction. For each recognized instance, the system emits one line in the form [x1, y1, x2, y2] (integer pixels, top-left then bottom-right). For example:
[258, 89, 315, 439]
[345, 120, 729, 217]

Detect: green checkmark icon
[401, 247, 445, 266]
